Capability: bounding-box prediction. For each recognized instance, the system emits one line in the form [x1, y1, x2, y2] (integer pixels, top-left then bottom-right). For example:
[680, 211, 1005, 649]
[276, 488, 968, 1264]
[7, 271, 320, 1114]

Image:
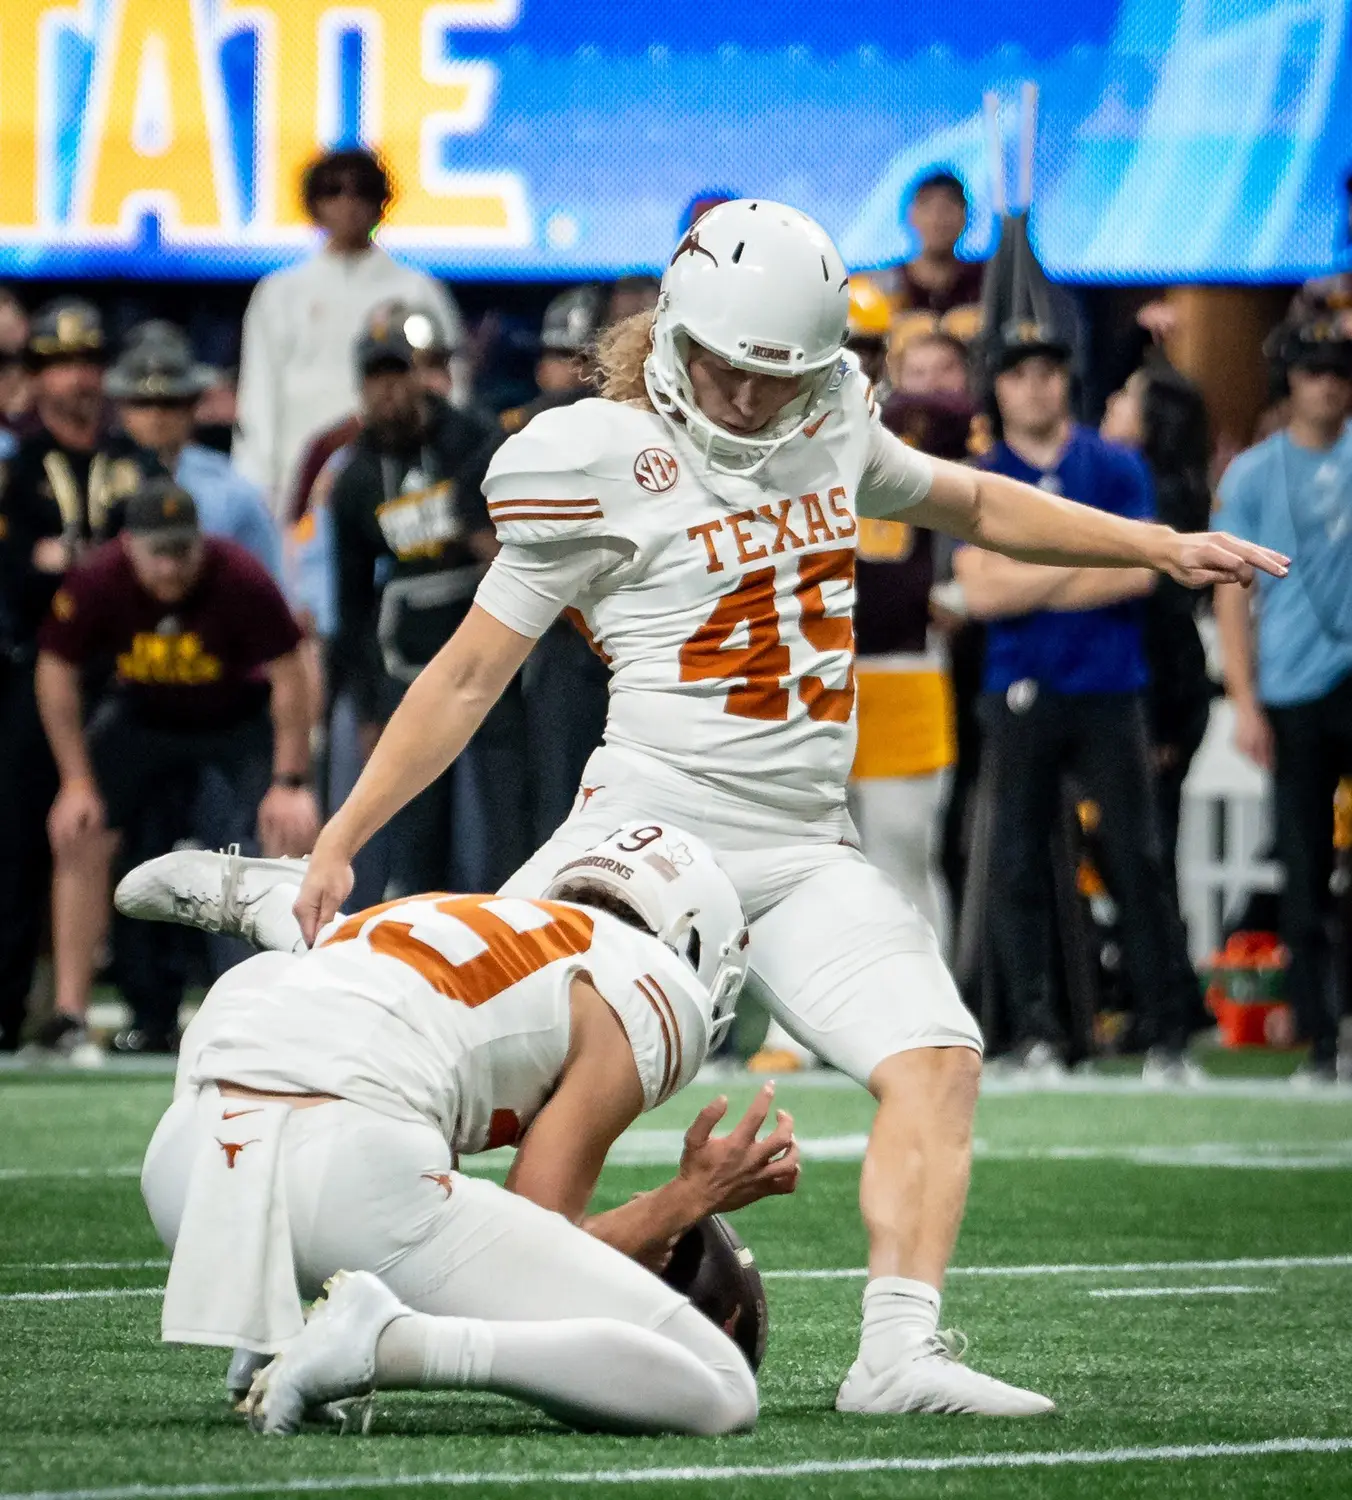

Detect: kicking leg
[115, 849, 310, 953]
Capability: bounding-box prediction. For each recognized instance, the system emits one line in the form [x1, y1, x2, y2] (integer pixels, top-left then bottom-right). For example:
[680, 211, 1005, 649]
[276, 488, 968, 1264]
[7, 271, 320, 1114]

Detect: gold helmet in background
[847, 276, 892, 342]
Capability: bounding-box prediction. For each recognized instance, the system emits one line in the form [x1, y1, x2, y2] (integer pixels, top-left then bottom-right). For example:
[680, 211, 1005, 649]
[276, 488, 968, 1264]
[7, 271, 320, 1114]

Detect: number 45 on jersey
[680, 549, 855, 723]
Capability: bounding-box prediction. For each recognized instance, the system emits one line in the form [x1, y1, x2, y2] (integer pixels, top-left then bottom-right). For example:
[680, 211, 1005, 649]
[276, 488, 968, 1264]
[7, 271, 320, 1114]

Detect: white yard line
[764, 1253, 1352, 1281]
[0, 1288, 162, 1303]
[0, 1167, 141, 1180]
[7, 1135, 1352, 1179]
[7, 1254, 1350, 1302]
[1088, 1284, 1276, 1299]
[2, 1260, 168, 1272]
[2, 1435, 1350, 1500]
[694, 1065, 1352, 1101]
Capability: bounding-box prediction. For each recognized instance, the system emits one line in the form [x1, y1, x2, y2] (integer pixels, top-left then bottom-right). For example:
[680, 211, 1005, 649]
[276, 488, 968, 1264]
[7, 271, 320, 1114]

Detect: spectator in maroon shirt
[32, 479, 318, 1060]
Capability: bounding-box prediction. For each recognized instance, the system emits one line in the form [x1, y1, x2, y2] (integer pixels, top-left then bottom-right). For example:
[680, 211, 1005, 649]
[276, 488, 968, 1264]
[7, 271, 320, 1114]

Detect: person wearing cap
[1214, 321, 1352, 1086]
[277, 299, 462, 888]
[0, 297, 160, 1057]
[1, 299, 157, 561]
[232, 147, 466, 520]
[29, 479, 317, 1061]
[287, 300, 460, 528]
[952, 323, 1203, 1085]
[328, 312, 513, 897]
[107, 322, 281, 580]
[494, 285, 607, 438]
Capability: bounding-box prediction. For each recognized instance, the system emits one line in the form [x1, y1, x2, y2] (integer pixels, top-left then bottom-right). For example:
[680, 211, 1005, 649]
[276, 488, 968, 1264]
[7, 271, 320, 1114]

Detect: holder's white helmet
[543, 822, 748, 1046]
[645, 199, 850, 476]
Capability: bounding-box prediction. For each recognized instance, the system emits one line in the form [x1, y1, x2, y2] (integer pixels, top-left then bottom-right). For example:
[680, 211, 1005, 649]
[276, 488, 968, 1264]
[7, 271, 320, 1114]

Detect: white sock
[857, 1276, 941, 1372]
[375, 1311, 493, 1388]
[375, 1311, 751, 1435]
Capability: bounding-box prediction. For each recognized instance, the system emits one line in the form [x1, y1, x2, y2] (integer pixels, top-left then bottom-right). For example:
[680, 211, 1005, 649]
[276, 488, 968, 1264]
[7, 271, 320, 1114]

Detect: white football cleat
[114, 846, 309, 952]
[836, 1331, 1056, 1417]
[245, 1271, 409, 1436]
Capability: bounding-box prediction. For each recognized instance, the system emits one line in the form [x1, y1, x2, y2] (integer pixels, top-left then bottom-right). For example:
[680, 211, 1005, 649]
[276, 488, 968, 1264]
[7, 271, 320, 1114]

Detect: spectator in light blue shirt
[106, 322, 282, 580]
[1214, 321, 1352, 1083]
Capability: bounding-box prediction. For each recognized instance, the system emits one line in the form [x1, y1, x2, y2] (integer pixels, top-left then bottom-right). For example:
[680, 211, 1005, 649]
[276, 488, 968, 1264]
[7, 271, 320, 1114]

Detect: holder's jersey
[480, 359, 930, 819]
[184, 894, 709, 1155]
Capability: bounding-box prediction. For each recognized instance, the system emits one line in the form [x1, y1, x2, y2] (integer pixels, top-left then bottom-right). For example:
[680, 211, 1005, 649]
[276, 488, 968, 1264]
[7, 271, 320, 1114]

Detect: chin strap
[657, 907, 698, 956]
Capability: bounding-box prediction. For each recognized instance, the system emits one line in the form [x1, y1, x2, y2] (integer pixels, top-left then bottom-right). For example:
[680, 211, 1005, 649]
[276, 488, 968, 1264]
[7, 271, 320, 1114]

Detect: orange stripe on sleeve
[638, 974, 683, 1101]
[489, 501, 603, 513]
[648, 976, 684, 1100]
[635, 977, 675, 1100]
[489, 509, 604, 524]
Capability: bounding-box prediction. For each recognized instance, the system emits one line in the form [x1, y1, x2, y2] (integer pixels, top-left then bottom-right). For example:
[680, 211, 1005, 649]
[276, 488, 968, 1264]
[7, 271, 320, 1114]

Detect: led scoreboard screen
[0, 0, 1346, 281]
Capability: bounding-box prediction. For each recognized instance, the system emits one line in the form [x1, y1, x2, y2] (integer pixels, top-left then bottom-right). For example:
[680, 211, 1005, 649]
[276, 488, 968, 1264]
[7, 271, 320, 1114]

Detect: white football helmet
[645, 199, 850, 475]
[542, 822, 749, 1046]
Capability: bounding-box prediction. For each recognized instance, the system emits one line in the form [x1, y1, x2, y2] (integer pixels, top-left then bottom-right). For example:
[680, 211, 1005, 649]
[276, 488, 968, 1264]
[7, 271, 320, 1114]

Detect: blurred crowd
[1, 150, 1349, 1082]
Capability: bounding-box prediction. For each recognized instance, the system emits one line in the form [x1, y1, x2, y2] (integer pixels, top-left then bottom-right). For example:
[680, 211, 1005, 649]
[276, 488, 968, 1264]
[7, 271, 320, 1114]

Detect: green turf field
[2, 1067, 1351, 1499]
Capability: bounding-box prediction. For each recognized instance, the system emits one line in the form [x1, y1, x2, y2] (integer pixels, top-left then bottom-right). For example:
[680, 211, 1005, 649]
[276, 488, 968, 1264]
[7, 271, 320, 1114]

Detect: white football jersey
[481, 360, 928, 819]
[184, 895, 709, 1156]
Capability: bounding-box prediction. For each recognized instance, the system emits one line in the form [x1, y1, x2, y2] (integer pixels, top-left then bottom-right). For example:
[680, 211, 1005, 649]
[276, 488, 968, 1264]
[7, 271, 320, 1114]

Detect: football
[660, 1214, 770, 1372]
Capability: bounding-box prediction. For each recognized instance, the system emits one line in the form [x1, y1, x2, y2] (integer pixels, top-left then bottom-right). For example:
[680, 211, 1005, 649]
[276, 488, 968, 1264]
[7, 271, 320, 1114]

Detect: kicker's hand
[292, 832, 354, 947]
[677, 1082, 801, 1216]
[1160, 531, 1288, 589]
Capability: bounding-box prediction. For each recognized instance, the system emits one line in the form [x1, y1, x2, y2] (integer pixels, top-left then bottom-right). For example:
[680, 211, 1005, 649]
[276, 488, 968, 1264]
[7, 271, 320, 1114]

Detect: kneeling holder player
[125, 826, 797, 1435]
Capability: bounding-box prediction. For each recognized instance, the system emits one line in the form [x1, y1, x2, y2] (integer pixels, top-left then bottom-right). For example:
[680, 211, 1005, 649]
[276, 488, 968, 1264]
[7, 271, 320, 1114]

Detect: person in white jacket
[232, 148, 466, 520]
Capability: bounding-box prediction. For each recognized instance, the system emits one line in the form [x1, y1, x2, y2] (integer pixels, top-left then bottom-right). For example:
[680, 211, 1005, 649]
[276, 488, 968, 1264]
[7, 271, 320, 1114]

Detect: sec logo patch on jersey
[634, 448, 680, 494]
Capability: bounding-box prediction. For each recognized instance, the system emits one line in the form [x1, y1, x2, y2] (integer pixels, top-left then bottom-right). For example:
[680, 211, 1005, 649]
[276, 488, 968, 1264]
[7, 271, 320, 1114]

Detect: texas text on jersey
[479, 359, 928, 820]
[178, 893, 710, 1156]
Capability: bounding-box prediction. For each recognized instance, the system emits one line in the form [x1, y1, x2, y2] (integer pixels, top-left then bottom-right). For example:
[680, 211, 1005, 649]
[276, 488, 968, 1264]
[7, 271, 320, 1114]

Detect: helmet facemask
[548, 878, 745, 1049]
[645, 314, 840, 478]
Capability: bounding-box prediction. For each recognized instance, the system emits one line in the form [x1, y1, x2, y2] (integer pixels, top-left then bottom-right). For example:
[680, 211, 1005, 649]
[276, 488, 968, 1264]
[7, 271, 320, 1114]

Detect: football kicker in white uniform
[289, 201, 1288, 1416]
[131, 826, 797, 1437]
